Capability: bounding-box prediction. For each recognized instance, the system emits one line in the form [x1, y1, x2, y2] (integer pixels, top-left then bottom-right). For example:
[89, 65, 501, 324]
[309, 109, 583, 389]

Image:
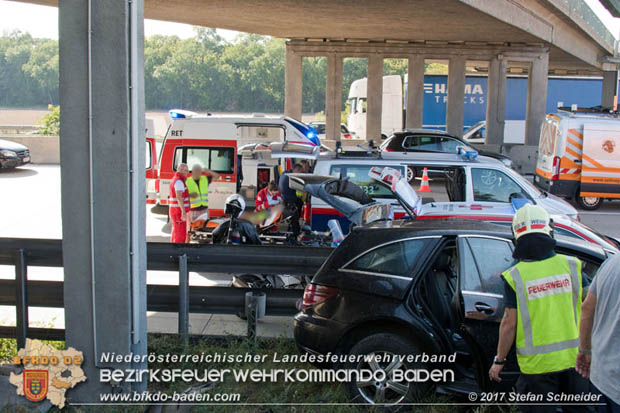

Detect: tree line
[1, 29, 444, 114]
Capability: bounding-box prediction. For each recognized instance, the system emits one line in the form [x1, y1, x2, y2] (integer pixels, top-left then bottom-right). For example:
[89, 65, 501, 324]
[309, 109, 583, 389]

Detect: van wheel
[575, 194, 602, 210]
[344, 333, 432, 409]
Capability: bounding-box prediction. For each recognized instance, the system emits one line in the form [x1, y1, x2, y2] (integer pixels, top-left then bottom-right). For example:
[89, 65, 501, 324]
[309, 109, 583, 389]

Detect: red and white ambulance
[148, 110, 320, 217]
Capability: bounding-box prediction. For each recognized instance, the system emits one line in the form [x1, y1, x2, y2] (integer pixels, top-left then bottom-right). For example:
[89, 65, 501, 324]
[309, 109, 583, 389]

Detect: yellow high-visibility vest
[186, 175, 209, 209]
[502, 254, 582, 374]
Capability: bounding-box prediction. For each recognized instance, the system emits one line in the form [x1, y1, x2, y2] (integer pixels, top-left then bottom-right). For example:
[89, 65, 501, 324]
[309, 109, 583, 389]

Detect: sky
[0, 0, 619, 40]
[0, 0, 240, 40]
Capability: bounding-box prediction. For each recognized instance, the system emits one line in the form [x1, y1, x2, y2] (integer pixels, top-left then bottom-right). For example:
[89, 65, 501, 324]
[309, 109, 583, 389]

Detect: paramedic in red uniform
[169, 163, 190, 243]
[255, 181, 282, 212]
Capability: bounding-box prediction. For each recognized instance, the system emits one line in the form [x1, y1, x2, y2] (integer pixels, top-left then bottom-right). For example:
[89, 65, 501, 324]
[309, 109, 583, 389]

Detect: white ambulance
[535, 108, 620, 210]
[151, 110, 320, 217]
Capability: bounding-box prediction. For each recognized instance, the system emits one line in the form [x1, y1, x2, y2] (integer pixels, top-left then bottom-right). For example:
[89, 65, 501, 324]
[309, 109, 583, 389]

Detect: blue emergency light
[456, 146, 478, 161]
[169, 110, 186, 119]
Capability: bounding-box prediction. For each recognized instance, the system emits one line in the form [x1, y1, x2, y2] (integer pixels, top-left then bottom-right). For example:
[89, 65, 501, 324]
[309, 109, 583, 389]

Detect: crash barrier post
[245, 292, 266, 345]
[0, 238, 331, 341]
[178, 253, 189, 346]
[15, 249, 28, 350]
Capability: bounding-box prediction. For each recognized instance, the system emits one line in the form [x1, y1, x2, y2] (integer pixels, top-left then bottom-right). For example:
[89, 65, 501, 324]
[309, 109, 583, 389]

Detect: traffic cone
[418, 167, 432, 192]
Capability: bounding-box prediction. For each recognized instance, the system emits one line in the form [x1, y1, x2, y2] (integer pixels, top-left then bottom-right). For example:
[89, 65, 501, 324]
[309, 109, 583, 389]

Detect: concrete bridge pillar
[602, 70, 618, 109]
[447, 55, 466, 136]
[525, 52, 549, 146]
[285, 46, 303, 120]
[325, 54, 343, 141]
[366, 55, 384, 141]
[486, 54, 507, 145]
[406, 55, 425, 129]
[59, 0, 147, 400]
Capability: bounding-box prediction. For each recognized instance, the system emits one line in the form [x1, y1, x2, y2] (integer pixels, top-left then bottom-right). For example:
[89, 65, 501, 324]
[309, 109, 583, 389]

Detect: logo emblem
[23, 370, 49, 402]
[602, 139, 615, 154]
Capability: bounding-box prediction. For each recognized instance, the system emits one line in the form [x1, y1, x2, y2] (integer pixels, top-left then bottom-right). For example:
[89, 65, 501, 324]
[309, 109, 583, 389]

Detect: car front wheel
[344, 333, 432, 408]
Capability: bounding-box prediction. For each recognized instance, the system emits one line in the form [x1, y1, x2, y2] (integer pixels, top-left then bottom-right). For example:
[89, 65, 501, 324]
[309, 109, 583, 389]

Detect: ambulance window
[471, 168, 528, 203]
[236, 125, 285, 143]
[210, 149, 234, 173]
[173, 147, 234, 174]
[185, 148, 211, 171]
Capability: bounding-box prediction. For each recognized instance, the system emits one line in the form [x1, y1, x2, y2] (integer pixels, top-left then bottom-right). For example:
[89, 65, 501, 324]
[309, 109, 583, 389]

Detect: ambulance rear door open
[581, 123, 620, 199]
[236, 124, 285, 193]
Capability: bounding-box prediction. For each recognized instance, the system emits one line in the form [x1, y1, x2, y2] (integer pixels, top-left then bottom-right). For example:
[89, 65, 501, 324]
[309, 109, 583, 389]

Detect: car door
[456, 235, 520, 389]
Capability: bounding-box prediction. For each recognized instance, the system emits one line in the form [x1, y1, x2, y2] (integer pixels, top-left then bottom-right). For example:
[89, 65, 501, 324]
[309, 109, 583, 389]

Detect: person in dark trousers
[489, 204, 590, 413]
[279, 163, 303, 243]
[576, 253, 620, 413]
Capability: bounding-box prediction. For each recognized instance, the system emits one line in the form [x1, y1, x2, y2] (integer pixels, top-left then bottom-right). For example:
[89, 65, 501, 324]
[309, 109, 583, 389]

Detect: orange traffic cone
[418, 167, 432, 192]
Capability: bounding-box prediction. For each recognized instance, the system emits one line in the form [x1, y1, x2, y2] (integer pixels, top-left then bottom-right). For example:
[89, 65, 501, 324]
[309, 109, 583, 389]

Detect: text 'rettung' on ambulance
[535, 107, 620, 210]
[151, 110, 320, 217]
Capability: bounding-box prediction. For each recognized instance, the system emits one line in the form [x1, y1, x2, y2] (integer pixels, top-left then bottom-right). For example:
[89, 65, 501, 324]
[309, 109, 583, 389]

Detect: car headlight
[0, 150, 17, 158]
[501, 158, 513, 168]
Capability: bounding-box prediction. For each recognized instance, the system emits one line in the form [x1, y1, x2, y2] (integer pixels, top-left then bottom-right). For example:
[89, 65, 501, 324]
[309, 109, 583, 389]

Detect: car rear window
[345, 239, 426, 277]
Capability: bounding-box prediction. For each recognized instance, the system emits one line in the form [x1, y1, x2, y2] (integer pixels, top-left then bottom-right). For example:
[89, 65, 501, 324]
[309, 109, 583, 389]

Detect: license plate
[23, 156, 30, 163]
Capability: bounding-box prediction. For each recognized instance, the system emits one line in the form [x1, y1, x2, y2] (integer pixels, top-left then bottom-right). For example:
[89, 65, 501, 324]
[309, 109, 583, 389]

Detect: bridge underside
[19, 0, 616, 72]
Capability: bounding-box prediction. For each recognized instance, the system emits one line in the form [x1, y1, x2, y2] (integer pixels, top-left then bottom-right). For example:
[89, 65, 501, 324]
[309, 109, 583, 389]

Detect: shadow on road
[0, 167, 38, 178]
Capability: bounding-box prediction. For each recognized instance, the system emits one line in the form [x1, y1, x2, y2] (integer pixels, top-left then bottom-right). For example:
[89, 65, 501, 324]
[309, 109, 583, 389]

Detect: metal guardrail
[0, 238, 332, 345]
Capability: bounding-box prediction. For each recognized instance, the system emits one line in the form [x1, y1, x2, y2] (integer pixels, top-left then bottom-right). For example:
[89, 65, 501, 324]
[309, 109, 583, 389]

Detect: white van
[346, 75, 403, 140]
[150, 110, 320, 216]
[462, 120, 526, 144]
[535, 109, 620, 210]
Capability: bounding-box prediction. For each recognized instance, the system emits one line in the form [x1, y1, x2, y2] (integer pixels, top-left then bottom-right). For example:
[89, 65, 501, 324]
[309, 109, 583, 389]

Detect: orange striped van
[535, 110, 620, 210]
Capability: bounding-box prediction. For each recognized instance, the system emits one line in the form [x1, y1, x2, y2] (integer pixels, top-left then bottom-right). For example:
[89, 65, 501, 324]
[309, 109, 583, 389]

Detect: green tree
[22, 39, 59, 105]
[36, 104, 60, 135]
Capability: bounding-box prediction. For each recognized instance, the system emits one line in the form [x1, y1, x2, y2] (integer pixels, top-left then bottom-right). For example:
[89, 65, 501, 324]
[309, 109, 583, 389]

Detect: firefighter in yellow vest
[489, 203, 590, 413]
[186, 164, 220, 227]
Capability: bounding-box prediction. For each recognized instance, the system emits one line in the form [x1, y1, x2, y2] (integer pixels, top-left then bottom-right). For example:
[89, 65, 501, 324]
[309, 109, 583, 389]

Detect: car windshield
[463, 121, 485, 135]
[510, 171, 543, 197]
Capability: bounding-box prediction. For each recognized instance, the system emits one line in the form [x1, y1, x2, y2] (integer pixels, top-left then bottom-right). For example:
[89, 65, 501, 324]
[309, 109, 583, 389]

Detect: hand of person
[489, 363, 504, 382]
[181, 211, 186, 221]
[576, 352, 591, 379]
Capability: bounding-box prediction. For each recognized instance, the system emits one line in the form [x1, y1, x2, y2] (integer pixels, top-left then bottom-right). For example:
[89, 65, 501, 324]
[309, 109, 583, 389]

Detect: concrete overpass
[5, 0, 620, 403]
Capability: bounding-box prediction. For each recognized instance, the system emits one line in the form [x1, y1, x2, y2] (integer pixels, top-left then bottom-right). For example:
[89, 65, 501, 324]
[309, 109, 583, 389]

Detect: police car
[308, 146, 579, 232]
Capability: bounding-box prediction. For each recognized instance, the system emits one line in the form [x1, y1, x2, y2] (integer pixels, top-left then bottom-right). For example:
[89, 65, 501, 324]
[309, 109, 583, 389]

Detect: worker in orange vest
[168, 163, 190, 243]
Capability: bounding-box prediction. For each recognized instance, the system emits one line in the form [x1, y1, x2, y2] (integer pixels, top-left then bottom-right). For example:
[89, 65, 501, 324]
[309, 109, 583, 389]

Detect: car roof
[318, 150, 503, 166]
[392, 128, 458, 137]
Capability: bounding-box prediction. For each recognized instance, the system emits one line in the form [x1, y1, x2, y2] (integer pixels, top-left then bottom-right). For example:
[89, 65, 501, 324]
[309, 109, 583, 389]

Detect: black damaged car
[293, 219, 607, 405]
